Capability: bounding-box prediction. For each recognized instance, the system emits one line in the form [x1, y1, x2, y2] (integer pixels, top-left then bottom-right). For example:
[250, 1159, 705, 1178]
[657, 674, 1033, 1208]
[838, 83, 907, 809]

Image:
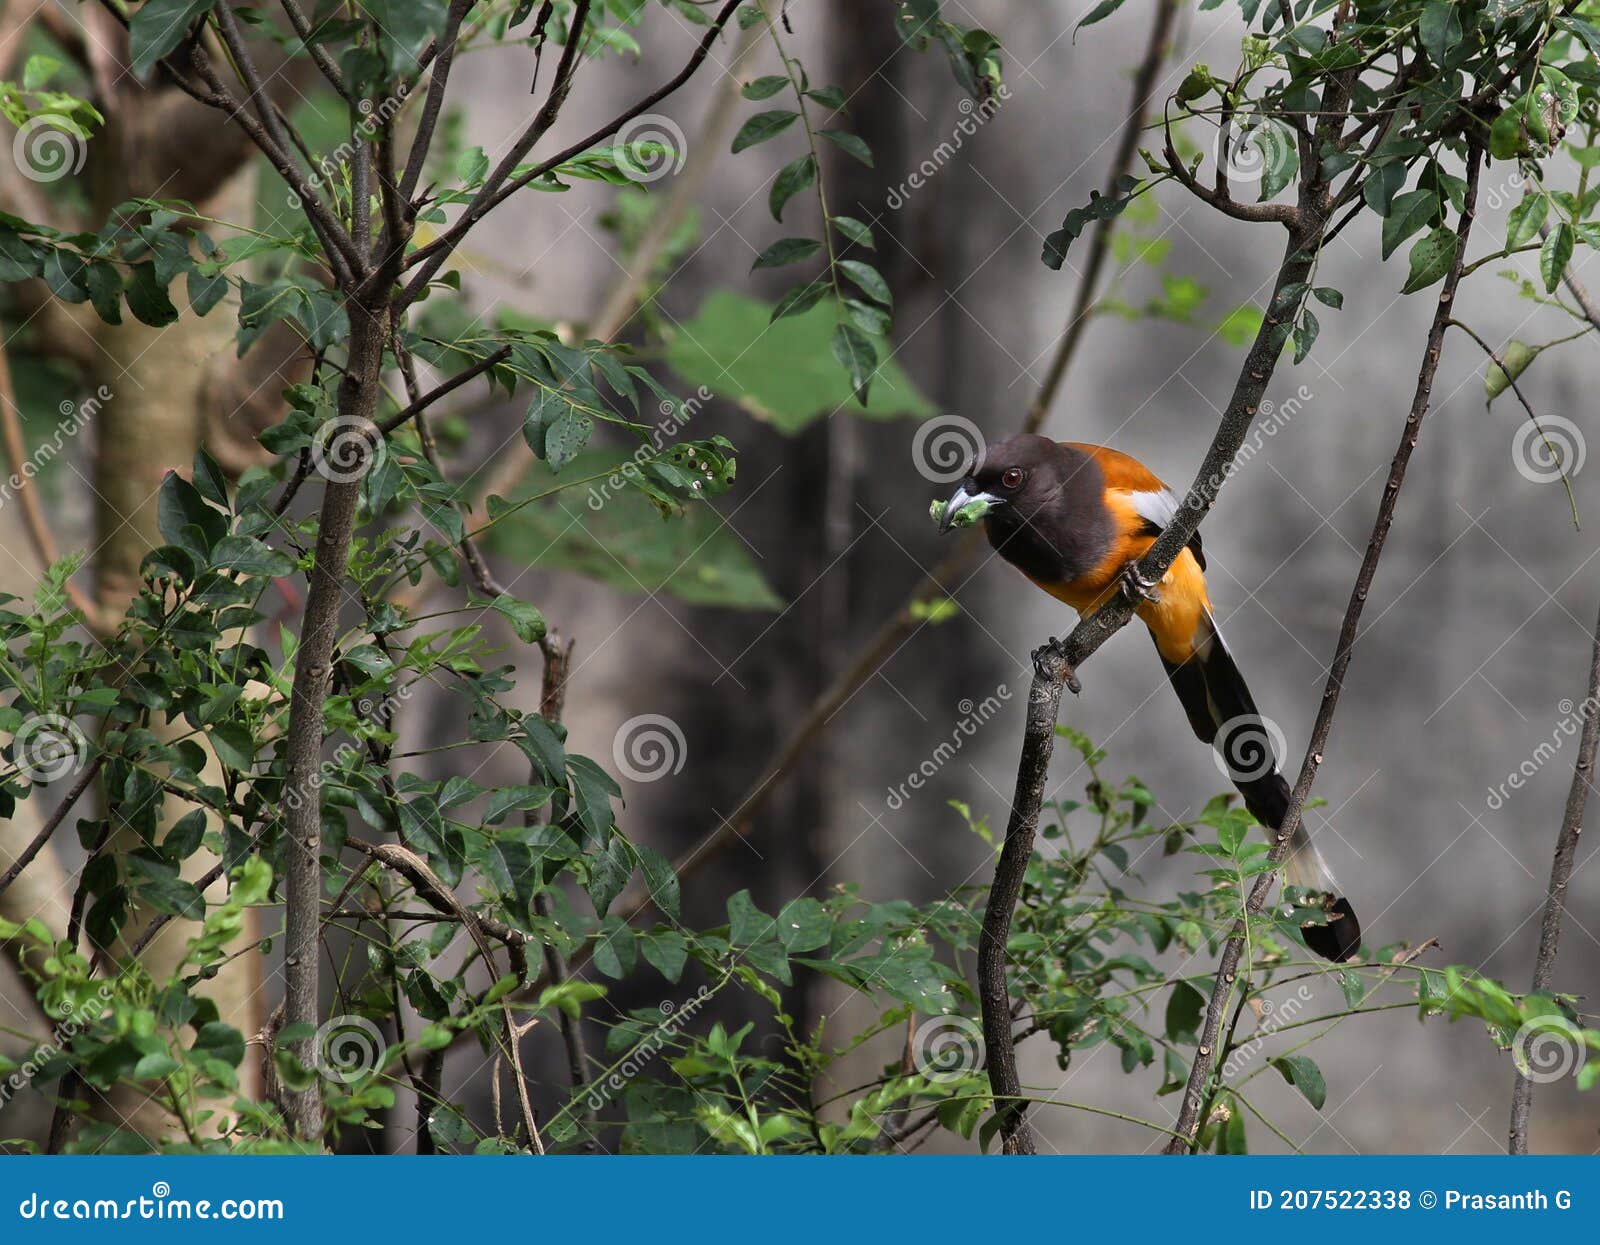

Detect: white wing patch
[1125, 488, 1181, 530]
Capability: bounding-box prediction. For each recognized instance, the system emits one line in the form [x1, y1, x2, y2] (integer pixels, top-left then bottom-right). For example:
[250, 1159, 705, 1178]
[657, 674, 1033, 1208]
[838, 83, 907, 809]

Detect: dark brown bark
[979, 651, 1077, 1154]
[1508, 599, 1600, 1153]
[279, 301, 387, 1140]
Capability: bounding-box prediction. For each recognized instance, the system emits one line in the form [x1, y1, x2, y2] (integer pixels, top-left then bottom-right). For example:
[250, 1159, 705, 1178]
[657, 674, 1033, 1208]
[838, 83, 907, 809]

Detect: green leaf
[639, 930, 688, 982]
[769, 154, 817, 221]
[732, 109, 799, 153]
[1272, 1054, 1327, 1109]
[210, 534, 294, 578]
[839, 259, 891, 306]
[1485, 339, 1536, 404]
[1400, 226, 1458, 294]
[831, 322, 877, 405]
[831, 215, 875, 249]
[770, 280, 829, 322]
[125, 262, 179, 327]
[1310, 286, 1343, 309]
[544, 409, 593, 471]
[636, 845, 681, 922]
[1164, 981, 1205, 1044]
[818, 129, 873, 166]
[1419, 0, 1461, 65]
[209, 722, 256, 772]
[741, 75, 790, 100]
[490, 594, 547, 643]
[1506, 194, 1549, 251]
[130, 0, 216, 77]
[1381, 187, 1437, 260]
[1077, 0, 1126, 32]
[775, 897, 830, 953]
[665, 291, 932, 434]
[751, 237, 823, 270]
[1540, 223, 1574, 294]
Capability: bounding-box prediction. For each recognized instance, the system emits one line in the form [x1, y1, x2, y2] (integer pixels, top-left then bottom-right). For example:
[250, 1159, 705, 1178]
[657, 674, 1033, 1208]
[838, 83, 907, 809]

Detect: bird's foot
[1119, 560, 1161, 604]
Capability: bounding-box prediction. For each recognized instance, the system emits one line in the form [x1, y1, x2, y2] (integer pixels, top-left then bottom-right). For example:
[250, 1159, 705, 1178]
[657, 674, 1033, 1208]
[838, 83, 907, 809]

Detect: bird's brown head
[934, 434, 1079, 534]
[933, 434, 1113, 584]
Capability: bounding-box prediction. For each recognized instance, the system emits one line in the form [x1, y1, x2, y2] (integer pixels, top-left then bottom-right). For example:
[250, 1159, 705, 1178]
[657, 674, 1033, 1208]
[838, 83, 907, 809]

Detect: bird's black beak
[932, 479, 1001, 534]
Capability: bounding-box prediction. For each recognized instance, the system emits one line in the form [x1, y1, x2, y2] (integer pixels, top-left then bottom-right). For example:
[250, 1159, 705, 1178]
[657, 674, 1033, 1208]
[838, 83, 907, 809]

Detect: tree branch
[1164, 138, 1485, 1155]
[979, 651, 1079, 1154]
[1508, 599, 1600, 1154]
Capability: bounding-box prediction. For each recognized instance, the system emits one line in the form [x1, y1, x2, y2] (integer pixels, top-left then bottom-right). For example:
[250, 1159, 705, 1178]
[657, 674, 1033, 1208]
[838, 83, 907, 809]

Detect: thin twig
[1446, 319, 1580, 529]
[1508, 600, 1600, 1153]
[0, 755, 103, 902]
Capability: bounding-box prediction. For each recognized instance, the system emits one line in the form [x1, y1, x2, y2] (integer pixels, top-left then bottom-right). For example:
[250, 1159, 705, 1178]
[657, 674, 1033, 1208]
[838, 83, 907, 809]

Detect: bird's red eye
[1001, 467, 1025, 489]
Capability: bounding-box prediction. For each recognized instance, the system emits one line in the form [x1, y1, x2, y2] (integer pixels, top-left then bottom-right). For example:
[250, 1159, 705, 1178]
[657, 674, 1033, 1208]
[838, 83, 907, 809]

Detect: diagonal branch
[1163, 137, 1485, 1155]
[1508, 599, 1600, 1154]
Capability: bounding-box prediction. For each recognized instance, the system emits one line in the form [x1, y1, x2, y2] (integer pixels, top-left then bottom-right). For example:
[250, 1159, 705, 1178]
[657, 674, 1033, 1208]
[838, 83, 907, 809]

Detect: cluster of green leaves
[731, 11, 895, 404]
[1051, 0, 1600, 378]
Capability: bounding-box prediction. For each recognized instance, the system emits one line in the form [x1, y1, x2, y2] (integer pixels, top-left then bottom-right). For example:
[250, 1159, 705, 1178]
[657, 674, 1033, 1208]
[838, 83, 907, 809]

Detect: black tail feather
[1156, 620, 1362, 963]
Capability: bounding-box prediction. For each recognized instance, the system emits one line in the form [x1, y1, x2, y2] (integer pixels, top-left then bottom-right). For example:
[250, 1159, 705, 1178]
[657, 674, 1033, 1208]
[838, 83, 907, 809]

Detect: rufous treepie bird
[933, 433, 1361, 963]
